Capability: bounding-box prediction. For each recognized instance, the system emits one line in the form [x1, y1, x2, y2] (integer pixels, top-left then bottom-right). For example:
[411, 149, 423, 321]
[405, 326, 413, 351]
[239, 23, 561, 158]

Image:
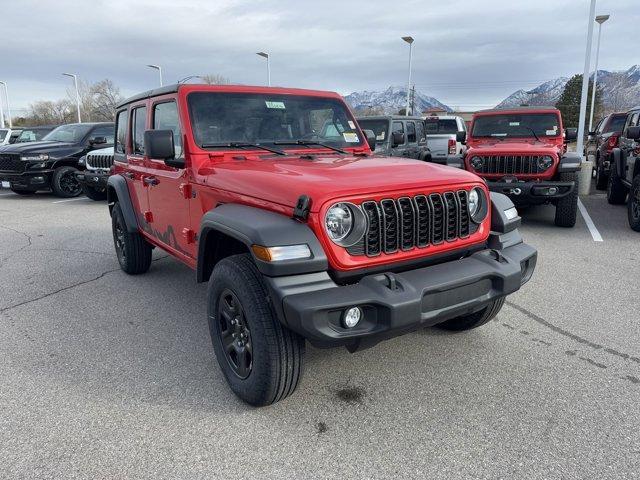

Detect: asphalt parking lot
[1, 186, 639, 479]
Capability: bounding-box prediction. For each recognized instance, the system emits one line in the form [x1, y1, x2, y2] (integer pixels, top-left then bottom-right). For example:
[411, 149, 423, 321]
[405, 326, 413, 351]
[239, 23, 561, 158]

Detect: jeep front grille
[472, 155, 545, 175]
[86, 153, 114, 170]
[0, 154, 25, 173]
[347, 190, 475, 257]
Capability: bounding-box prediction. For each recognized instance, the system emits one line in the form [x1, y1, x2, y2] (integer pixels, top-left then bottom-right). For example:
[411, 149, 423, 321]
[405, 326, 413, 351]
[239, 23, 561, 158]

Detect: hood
[87, 146, 114, 156]
[203, 154, 482, 211]
[0, 140, 81, 157]
[467, 138, 561, 155]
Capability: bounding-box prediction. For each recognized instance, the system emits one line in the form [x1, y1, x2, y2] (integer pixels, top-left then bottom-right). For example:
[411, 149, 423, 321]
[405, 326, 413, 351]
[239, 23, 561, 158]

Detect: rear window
[605, 115, 627, 134]
[357, 119, 389, 143]
[424, 118, 458, 134]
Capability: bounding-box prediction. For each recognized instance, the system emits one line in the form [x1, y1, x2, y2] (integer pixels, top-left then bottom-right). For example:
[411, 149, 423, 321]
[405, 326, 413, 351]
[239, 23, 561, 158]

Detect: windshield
[0, 129, 7, 142]
[357, 119, 389, 143]
[188, 92, 364, 150]
[472, 113, 560, 138]
[16, 128, 52, 143]
[42, 124, 92, 143]
[424, 118, 458, 134]
[605, 115, 627, 134]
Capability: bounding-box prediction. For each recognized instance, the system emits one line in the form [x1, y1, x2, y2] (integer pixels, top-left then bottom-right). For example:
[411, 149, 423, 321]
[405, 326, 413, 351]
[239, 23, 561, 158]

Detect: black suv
[356, 115, 431, 161]
[607, 106, 640, 230]
[0, 122, 114, 197]
[586, 112, 627, 190]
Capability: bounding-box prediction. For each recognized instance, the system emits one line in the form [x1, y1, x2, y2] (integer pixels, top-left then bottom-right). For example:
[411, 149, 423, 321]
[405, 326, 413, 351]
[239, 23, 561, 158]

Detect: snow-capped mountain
[497, 65, 640, 110]
[345, 86, 450, 115]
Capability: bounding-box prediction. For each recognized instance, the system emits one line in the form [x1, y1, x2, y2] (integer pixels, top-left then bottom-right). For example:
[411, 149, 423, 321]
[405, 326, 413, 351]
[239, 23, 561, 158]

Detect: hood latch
[293, 195, 312, 222]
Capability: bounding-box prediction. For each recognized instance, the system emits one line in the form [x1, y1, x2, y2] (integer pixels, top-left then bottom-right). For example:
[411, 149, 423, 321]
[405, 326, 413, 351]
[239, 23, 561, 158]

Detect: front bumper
[265, 239, 536, 349]
[0, 170, 53, 188]
[486, 179, 575, 205]
[75, 170, 108, 189]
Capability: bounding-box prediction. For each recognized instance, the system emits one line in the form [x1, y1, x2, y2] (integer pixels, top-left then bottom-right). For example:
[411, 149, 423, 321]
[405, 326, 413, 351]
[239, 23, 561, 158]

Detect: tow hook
[510, 187, 522, 196]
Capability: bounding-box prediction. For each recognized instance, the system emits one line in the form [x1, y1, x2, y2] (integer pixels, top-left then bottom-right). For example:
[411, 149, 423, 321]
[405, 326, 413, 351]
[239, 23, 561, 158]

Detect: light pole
[0, 83, 5, 128]
[0, 82, 12, 128]
[402, 36, 414, 116]
[576, 0, 597, 196]
[256, 52, 271, 86]
[588, 14, 610, 132]
[62, 73, 81, 123]
[147, 64, 163, 86]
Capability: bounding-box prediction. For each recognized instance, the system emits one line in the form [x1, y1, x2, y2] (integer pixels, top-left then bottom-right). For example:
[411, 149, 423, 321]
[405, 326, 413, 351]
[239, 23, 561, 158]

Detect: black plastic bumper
[486, 180, 575, 205]
[265, 239, 536, 349]
[0, 171, 53, 188]
[75, 171, 108, 189]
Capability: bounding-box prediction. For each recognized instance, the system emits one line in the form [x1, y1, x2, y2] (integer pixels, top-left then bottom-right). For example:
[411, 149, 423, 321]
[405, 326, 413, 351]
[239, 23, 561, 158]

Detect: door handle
[143, 176, 158, 186]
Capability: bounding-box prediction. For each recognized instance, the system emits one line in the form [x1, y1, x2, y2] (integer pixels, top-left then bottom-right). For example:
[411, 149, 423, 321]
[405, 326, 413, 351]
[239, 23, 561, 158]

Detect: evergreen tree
[555, 74, 603, 128]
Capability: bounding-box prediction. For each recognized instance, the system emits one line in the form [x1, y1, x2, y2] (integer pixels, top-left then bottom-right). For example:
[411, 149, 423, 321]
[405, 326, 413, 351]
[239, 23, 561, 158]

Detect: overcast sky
[1, 0, 637, 114]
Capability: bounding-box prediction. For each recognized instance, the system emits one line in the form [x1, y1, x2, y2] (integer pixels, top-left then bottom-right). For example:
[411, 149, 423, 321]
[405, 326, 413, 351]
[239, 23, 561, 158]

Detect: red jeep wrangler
[107, 84, 537, 405]
[453, 107, 580, 227]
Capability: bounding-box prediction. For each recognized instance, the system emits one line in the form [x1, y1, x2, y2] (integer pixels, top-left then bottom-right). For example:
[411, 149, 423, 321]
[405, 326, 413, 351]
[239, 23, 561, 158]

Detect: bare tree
[200, 74, 231, 85]
[67, 78, 124, 122]
[26, 99, 74, 125]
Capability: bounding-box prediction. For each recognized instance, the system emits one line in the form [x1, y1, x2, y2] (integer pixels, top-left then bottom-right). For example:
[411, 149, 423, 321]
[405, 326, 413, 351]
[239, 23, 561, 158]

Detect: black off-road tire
[51, 166, 82, 198]
[10, 186, 37, 195]
[554, 172, 579, 228]
[627, 175, 640, 232]
[82, 184, 107, 201]
[607, 166, 627, 205]
[594, 157, 608, 190]
[436, 298, 505, 331]
[111, 202, 152, 274]
[207, 254, 305, 406]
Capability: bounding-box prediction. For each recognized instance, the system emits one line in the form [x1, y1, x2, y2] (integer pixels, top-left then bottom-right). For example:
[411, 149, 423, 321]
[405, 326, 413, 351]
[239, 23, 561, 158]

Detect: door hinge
[144, 211, 153, 223]
[179, 183, 194, 199]
[182, 228, 196, 244]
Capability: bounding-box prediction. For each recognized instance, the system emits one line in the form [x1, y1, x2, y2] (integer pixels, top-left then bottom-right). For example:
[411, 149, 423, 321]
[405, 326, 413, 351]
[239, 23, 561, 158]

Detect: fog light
[342, 307, 362, 328]
[31, 176, 45, 184]
[548, 187, 558, 195]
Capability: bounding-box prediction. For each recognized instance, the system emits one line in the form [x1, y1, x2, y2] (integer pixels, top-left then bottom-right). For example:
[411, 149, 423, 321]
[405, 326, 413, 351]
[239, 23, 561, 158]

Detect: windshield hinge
[293, 195, 312, 222]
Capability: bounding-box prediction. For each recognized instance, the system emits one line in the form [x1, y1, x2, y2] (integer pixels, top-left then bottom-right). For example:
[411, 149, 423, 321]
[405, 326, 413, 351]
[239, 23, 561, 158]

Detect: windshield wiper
[519, 126, 541, 142]
[273, 140, 347, 154]
[201, 142, 286, 156]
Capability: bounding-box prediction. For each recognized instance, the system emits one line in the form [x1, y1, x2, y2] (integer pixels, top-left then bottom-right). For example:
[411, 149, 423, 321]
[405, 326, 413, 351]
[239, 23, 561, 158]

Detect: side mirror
[588, 131, 596, 136]
[564, 128, 577, 142]
[456, 130, 467, 144]
[144, 129, 184, 168]
[90, 136, 107, 146]
[392, 131, 405, 147]
[362, 129, 376, 152]
[627, 126, 640, 140]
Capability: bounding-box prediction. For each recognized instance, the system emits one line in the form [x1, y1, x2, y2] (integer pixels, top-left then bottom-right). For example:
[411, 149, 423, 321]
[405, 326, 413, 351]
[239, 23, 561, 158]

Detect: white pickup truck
[423, 115, 467, 163]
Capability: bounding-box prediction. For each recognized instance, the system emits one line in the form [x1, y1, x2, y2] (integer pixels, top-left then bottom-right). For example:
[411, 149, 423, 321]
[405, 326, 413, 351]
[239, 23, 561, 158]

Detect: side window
[624, 113, 638, 137]
[132, 106, 147, 155]
[153, 101, 183, 158]
[392, 121, 404, 145]
[596, 118, 605, 134]
[90, 125, 115, 144]
[115, 110, 128, 155]
[406, 121, 417, 143]
[416, 121, 426, 143]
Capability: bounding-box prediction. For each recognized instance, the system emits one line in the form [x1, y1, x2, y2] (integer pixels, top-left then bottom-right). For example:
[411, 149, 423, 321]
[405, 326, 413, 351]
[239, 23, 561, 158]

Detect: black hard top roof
[117, 84, 180, 109]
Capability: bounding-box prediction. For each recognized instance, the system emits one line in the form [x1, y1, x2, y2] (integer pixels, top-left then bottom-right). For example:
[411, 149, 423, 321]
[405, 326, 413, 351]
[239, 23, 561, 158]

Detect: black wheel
[208, 254, 305, 406]
[111, 202, 152, 274]
[81, 184, 107, 201]
[594, 157, 608, 190]
[51, 166, 82, 198]
[607, 166, 627, 205]
[437, 298, 505, 331]
[627, 175, 640, 232]
[10, 186, 37, 195]
[554, 172, 578, 228]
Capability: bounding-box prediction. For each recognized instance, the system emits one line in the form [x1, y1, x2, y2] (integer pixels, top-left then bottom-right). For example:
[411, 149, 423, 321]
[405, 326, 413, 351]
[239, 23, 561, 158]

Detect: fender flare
[106, 174, 139, 233]
[197, 203, 328, 280]
[557, 152, 582, 173]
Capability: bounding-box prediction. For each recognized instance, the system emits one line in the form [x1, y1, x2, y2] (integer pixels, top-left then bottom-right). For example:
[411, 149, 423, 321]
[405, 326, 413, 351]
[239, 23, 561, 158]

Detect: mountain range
[345, 86, 451, 115]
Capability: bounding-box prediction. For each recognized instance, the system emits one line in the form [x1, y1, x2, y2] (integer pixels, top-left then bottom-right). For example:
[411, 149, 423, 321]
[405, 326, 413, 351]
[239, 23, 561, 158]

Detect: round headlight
[469, 187, 488, 223]
[538, 155, 553, 171]
[324, 202, 367, 247]
[470, 156, 484, 170]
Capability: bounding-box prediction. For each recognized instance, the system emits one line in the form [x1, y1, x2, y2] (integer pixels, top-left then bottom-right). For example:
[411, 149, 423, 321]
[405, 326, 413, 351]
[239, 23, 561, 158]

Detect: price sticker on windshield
[509, 122, 520, 126]
[343, 132, 359, 143]
[265, 101, 286, 109]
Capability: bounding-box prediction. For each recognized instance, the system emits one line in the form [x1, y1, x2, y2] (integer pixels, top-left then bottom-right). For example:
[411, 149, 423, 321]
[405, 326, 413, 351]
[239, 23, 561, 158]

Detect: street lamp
[62, 73, 81, 123]
[147, 64, 163, 86]
[256, 52, 271, 86]
[588, 14, 610, 132]
[0, 82, 5, 128]
[402, 36, 414, 116]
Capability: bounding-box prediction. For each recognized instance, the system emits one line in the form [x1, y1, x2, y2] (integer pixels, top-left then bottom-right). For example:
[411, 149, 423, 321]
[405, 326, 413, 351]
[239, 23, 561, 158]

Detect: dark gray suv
[357, 115, 430, 161]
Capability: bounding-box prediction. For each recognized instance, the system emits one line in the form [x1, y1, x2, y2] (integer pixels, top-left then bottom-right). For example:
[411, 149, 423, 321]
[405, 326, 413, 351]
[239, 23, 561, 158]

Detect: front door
[145, 99, 195, 263]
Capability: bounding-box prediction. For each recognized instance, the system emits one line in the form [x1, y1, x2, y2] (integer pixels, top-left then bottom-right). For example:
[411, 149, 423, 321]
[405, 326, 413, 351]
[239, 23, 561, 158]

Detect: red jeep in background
[455, 107, 580, 227]
[107, 84, 536, 405]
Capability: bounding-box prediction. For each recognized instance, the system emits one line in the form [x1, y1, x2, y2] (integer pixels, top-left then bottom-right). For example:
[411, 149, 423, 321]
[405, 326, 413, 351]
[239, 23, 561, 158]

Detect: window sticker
[265, 101, 286, 109]
[376, 132, 386, 140]
[545, 126, 558, 135]
[509, 122, 520, 126]
[348, 120, 356, 129]
[343, 132, 359, 143]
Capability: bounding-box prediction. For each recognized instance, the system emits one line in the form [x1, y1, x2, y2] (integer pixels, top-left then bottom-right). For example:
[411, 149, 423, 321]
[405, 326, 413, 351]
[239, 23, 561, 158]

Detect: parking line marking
[0, 193, 14, 196]
[577, 198, 603, 242]
[52, 197, 87, 204]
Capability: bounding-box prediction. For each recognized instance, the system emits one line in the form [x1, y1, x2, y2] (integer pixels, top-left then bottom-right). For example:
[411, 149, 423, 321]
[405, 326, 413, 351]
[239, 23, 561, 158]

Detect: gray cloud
[1, 0, 636, 113]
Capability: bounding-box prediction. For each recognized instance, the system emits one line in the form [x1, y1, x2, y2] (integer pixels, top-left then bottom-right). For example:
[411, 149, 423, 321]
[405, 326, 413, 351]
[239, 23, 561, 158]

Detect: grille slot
[86, 153, 114, 170]
[0, 154, 25, 173]
[473, 155, 544, 175]
[347, 190, 474, 257]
